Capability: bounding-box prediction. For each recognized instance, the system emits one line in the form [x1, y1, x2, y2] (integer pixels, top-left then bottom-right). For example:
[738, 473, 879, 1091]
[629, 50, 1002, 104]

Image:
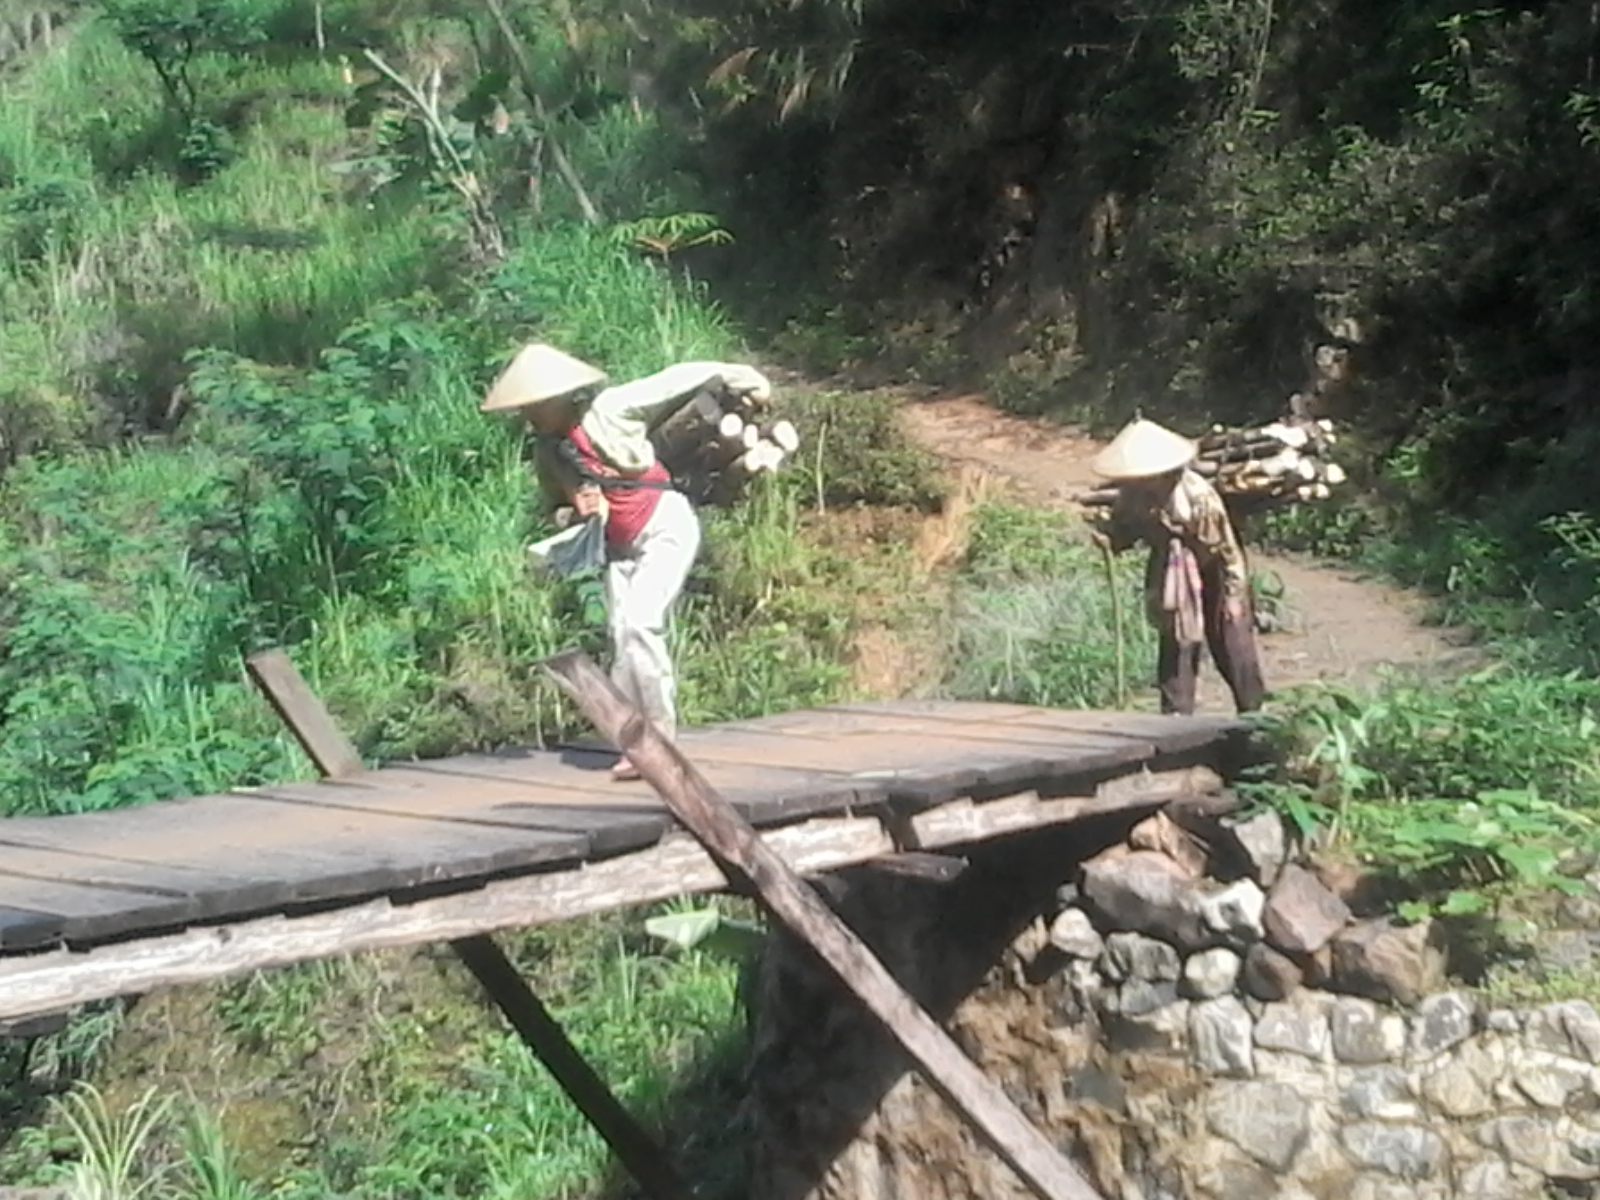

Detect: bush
[773, 388, 944, 512]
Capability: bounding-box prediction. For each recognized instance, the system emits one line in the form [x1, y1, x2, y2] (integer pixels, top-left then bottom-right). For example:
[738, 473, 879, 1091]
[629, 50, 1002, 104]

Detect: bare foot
[611, 757, 641, 782]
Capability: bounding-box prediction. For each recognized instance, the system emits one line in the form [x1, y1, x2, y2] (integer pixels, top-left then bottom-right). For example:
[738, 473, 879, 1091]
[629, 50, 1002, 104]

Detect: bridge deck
[0, 700, 1247, 1022]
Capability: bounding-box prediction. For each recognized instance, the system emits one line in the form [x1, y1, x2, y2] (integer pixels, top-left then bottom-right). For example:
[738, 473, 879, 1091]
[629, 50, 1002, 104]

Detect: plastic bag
[527, 516, 607, 579]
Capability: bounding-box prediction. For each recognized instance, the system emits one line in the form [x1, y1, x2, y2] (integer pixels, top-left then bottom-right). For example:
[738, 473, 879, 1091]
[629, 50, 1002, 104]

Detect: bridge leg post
[243, 648, 694, 1200]
[449, 934, 695, 1200]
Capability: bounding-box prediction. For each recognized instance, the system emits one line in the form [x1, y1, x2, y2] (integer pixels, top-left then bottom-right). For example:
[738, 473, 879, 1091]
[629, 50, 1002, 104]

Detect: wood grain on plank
[0, 840, 288, 919]
[0, 874, 195, 944]
[0, 795, 588, 933]
[0, 905, 63, 951]
[726, 710, 1158, 777]
[675, 728, 1063, 807]
[410, 748, 883, 825]
[252, 769, 672, 859]
[823, 701, 1247, 755]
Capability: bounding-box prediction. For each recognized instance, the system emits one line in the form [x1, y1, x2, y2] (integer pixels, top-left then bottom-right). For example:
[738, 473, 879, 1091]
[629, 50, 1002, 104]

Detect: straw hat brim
[481, 343, 607, 414]
[1090, 419, 1198, 480]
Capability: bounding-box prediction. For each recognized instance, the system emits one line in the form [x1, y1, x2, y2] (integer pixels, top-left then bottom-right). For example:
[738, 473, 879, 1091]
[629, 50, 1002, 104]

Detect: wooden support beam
[542, 650, 1106, 1200]
[861, 852, 968, 883]
[243, 649, 686, 1200]
[451, 935, 693, 1200]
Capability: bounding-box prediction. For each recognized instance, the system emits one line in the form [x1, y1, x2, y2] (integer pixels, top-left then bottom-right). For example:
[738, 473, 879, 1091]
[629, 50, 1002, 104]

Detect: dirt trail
[898, 392, 1475, 706]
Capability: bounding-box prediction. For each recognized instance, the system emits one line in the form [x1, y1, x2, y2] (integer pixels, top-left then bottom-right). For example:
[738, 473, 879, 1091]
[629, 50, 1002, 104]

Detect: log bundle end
[647, 385, 803, 507]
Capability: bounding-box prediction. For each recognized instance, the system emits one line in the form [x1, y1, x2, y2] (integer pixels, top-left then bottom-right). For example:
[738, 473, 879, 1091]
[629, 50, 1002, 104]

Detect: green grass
[1, 908, 756, 1200]
[16, 0, 1600, 1192]
[0, 11, 943, 1197]
[941, 502, 1157, 710]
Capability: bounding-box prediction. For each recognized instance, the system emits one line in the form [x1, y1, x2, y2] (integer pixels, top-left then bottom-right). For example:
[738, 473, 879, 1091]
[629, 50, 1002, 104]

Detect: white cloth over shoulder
[581, 361, 773, 473]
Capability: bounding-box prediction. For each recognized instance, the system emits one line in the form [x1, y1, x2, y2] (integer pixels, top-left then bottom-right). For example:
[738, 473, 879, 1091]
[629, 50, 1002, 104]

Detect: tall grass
[943, 503, 1156, 709]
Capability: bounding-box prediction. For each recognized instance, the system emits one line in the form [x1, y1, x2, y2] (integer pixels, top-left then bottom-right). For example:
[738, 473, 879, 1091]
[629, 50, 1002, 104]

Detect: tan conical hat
[480, 343, 607, 413]
[1090, 418, 1197, 480]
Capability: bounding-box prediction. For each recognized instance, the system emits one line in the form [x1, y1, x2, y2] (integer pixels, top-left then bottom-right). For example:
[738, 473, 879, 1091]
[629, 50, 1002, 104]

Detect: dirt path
[898, 392, 1475, 706]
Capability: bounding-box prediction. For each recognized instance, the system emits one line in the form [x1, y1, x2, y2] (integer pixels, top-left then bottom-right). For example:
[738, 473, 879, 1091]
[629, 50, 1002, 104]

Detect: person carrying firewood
[1086, 418, 1267, 716]
[480, 343, 773, 779]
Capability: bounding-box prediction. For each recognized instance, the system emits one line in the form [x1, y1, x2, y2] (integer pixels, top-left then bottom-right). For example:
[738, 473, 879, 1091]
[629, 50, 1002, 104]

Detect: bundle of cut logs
[648, 384, 801, 508]
[1077, 414, 1348, 516]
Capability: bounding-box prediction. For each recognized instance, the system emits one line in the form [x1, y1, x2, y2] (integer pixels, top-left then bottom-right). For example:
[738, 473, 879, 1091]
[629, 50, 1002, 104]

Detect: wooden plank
[723, 710, 1156, 775]
[406, 748, 884, 825]
[0, 839, 287, 917]
[0, 816, 896, 1020]
[0, 796, 588, 939]
[678, 720, 1165, 807]
[245, 649, 365, 779]
[905, 767, 1224, 850]
[0, 904, 63, 951]
[452, 935, 693, 1200]
[0, 874, 194, 944]
[822, 701, 1247, 756]
[1001, 709, 1248, 754]
[249, 769, 672, 859]
[672, 728, 1034, 807]
[542, 650, 1105, 1200]
[814, 699, 1047, 722]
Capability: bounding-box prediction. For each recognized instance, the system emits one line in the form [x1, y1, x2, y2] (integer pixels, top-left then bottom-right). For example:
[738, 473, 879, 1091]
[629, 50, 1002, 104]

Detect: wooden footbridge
[0, 649, 1253, 1200]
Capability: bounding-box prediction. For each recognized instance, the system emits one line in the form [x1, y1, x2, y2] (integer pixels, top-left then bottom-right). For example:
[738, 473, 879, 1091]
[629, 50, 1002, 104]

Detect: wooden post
[451, 936, 694, 1200]
[243, 648, 691, 1200]
[542, 650, 1106, 1200]
[245, 650, 364, 779]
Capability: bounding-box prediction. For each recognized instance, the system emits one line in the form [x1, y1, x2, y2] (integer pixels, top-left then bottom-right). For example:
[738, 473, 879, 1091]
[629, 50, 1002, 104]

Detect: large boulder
[1330, 917, 1447, 1006]
[1263, 863, 1351, 956]
[1082, 850, 1214, 950]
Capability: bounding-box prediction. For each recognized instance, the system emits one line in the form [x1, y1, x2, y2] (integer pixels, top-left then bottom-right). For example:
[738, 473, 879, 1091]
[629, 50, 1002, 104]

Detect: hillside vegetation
[4, 1, 1600, 1197]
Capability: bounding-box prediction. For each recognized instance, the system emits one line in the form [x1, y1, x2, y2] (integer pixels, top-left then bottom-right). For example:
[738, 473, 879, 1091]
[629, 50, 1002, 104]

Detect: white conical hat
[480, 343, 607, 413]
[1090, 418, 1197, 480]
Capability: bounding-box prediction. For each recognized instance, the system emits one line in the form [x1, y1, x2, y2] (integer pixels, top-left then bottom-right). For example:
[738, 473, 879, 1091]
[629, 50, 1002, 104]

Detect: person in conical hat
[483, 343, 774, 779]
[1088, 418, 1266, 716]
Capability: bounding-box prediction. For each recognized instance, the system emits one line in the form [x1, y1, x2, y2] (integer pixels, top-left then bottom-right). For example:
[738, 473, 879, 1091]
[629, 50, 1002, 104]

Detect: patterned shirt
[1100, 469, 1250, 617]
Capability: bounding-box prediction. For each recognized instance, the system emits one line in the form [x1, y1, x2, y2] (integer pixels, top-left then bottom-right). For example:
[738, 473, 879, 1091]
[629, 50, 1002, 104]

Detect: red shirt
[567, 425, 671, 548]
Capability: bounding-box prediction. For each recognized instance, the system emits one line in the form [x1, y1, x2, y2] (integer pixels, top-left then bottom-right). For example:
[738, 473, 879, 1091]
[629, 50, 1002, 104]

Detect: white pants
[605, 489, 700, 742]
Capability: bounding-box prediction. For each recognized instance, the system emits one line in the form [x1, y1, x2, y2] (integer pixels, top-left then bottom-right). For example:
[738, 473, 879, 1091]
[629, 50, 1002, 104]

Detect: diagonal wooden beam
[245, 650, 364, 779]
[244, 648, 691, 1200]
[542, 649, 1106, 1200]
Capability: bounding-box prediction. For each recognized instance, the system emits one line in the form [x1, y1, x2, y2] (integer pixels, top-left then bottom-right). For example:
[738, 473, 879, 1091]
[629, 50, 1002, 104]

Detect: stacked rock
[1038, 807, 1600, 1198]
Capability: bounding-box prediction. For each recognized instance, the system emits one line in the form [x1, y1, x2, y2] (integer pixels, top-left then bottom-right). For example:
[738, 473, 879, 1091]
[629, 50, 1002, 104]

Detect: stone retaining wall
[746, 809, 1600, 1200]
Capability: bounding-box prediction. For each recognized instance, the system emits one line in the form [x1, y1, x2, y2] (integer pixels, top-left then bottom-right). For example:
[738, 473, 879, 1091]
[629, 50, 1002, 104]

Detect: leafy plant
[52, 1083, 171, 1200]
[180, 1103, 267, 1200]
[1257, 673, 1600, 919]
[609, 211, 733, 263]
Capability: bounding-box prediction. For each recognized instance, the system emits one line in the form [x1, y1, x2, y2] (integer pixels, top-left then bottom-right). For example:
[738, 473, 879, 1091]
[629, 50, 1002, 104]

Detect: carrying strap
[547, 435, 677, 493]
